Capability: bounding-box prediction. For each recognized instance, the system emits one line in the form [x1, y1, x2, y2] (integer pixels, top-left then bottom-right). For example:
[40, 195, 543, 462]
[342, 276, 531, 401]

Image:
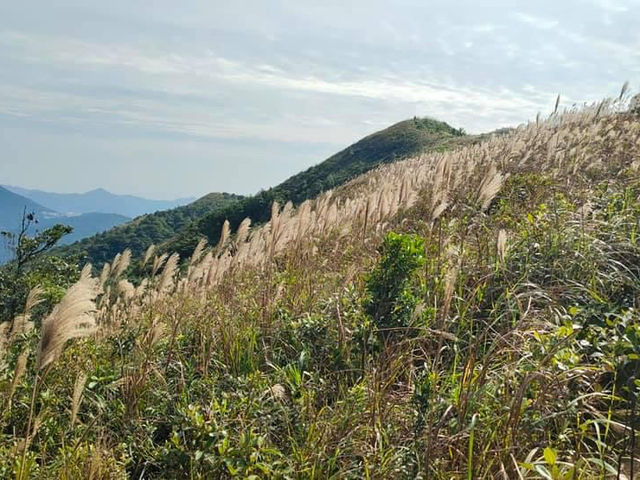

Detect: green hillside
[166, 117, 465, 258]
[55, 192, 243, 266]
[55, 117, 464, 266]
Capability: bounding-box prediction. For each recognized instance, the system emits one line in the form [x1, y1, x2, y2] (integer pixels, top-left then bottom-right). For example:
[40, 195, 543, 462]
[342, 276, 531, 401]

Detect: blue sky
[1, 0, 639, 199]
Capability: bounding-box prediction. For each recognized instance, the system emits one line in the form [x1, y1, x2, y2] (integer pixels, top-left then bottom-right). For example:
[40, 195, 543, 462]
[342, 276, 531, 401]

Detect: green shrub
[364, 232, 425, 333]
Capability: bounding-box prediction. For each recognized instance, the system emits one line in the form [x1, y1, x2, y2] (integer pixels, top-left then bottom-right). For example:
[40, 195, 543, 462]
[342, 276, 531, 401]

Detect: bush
[364, 232, 425, 333]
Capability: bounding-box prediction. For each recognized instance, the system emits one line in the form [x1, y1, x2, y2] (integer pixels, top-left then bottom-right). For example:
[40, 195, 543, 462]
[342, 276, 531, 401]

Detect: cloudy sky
[1, 0, 639, 199]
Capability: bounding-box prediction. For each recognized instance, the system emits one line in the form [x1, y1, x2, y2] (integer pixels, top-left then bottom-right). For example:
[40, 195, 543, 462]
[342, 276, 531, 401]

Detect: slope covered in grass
[2, 97, 640, 478]
[164, 117, 466, 259]
[55, 192, 243, 266]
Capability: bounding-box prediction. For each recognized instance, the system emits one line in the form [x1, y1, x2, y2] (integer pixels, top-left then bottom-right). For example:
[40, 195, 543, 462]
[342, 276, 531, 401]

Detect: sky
[1, 1, 639, 200]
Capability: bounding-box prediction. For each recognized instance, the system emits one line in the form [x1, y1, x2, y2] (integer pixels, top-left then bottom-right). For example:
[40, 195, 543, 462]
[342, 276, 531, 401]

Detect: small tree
[0, 210, 74, 323]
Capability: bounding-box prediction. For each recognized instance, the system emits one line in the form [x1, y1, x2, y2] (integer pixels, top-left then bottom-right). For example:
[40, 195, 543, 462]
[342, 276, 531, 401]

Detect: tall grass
[1, 91, 640, 478]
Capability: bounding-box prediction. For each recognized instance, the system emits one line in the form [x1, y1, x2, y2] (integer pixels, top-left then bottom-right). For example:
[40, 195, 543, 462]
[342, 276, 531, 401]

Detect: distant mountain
[0, 186, 130, 264]
[0, 186, 58, 229]
[38, 213, 130, 245]
[54, 192, 244, 265]
[2, 186, 195, 218]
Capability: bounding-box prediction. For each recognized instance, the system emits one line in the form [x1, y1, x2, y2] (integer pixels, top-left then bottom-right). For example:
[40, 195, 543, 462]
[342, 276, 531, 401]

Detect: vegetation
[0, 211, 79, 324]
[55, 192, 243, 266]
[165, 117, 465, 260]
[2, 95, 640, 478]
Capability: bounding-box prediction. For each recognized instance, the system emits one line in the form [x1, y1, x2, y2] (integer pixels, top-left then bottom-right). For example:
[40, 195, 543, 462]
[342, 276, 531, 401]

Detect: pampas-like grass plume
[36, 265, 98, 371]
[98, 263, 111, 291]
[217, 220, 231, 252]
[143, 244, 156, 266]
[497, 229, 508, 263]
[477, 165, 505, 212]
[70, 371, 88, 425]
[152, 253, 168, 277]
[112, 249, 132, 278]
[158, 253, 180, 294]
[0, 323, 9, 357]
[8, 348, 29, 406]
[235, 218, 251, 247]
[190, 238, 207, 266]
[9, 286, 44, 341]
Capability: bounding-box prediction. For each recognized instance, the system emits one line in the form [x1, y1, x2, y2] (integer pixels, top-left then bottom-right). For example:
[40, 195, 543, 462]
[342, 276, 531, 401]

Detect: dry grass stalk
[36, 265, 99, 371]
[143, 244, 156, 266]
[158, 253, 180, 294]
[70, 370, 88, 425]
[8, 348, 29, 406]
[217, 220, 231, 252]
[497, 229, 508, 263]
[112, 249, 132, 278]
[235, 218, 252, 247]
[477, 165, 505, 212]
[190, 238, 207, 266]
[9, 286, 44, 342]
[98, 263, 111, 291]
[152, 253, 168, 277]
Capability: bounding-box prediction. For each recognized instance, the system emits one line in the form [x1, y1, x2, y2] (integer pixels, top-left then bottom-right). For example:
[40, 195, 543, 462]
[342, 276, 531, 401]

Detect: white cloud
[513, 12, 560, 30]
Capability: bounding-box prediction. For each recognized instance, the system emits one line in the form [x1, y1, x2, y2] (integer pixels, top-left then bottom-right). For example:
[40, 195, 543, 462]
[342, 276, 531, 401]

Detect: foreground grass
[2, 101, 640, 478]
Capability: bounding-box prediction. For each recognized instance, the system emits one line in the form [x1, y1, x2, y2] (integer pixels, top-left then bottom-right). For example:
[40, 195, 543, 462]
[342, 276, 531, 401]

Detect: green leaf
[543, 446, 557, 466]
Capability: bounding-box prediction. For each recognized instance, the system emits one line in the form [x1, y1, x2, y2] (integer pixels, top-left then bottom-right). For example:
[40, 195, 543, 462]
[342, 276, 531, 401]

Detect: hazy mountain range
[0, 186, 193, 264]
[2, 185, 194, 218]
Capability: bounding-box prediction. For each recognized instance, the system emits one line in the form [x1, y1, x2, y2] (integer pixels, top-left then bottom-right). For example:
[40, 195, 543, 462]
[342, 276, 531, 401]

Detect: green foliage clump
[0, 214, 79, 323]
[365, 232, 425, 332]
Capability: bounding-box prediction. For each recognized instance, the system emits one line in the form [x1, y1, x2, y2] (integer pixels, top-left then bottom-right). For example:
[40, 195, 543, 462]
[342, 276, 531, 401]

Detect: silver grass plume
[98, 263, 111, 291]
[235, 218, 251, 247]
[117, 279, 135, 301]
[9, 285, 44, 341]
[270, 201, 280, 237]
[143, 244, 156, 266]
[70, 370, 87, 425]
[158, 253, 180, 294]
[112, 249, 132, 278]
[190, 238, 208, 266]
[497, 229, 508, 263]
[477, 164, 505, 212]
[8, 348, 29, 405]
[36, 264, 98, 371]
[0, 323, 9, 357]
[217, 220, 231, 252]
[152, 253, 168, 277]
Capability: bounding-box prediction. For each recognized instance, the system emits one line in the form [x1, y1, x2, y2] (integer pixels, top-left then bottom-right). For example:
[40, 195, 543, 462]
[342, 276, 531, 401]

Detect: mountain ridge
[2, 185, 195, 218]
